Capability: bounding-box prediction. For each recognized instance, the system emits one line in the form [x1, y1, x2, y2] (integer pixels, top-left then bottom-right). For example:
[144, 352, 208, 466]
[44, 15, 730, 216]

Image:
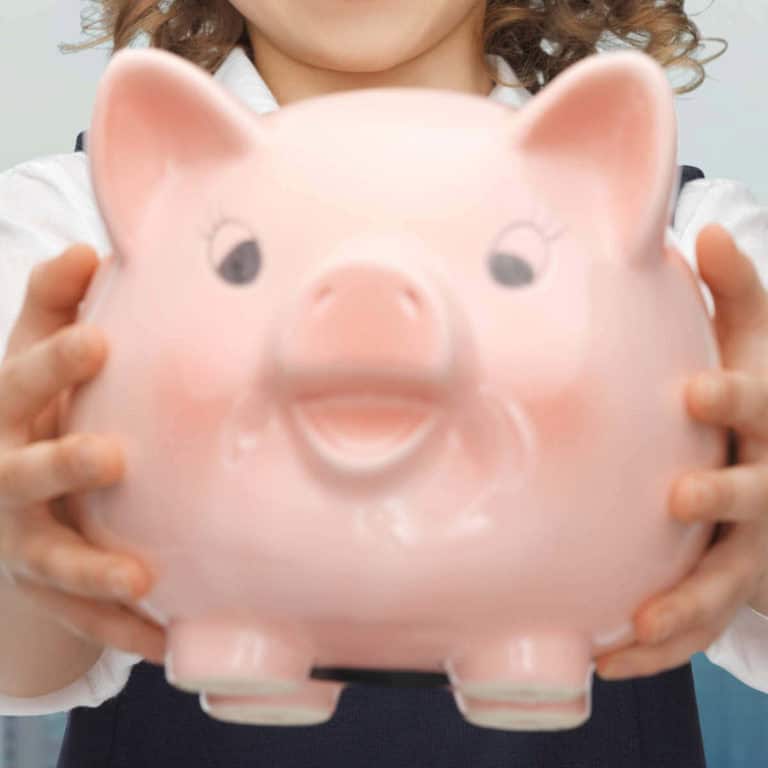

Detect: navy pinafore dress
[58, 137, 714, 767]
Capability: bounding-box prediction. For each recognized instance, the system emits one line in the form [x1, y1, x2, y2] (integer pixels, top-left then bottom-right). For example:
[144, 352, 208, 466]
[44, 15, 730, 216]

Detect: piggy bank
[61, 46, 726, 732]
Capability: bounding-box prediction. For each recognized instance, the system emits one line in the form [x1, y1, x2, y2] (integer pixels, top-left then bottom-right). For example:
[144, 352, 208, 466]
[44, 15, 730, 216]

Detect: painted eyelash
[198, 204, 564, 248]
[198, 201, 232, 246]
[487, 189, 566, 241]
[522, 204, 566, 242]
[494, 214, 564, 246]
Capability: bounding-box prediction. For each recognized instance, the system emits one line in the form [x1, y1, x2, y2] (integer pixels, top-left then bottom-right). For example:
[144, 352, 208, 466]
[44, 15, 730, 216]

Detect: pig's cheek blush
[148, 354, 234, 452]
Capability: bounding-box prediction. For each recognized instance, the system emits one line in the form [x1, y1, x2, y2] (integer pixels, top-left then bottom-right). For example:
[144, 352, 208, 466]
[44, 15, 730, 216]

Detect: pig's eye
[488, 223, 550, 288]
[489, 252, 534, 287]
[218, 239, 262, 285]
[207, 219, 262, 286]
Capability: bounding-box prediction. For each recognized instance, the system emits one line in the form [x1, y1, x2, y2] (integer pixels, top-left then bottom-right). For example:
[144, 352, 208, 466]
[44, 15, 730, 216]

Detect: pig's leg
[445, 630, 592, 714]
[165, 617, 314, 696]
[200, 680, 344, 726]
[453, 688, 591, 731]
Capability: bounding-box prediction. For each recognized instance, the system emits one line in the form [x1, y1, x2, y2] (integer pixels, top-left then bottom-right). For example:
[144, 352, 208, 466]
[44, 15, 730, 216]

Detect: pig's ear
[512, 51, 677, 265]
[88, 48, 257, 259]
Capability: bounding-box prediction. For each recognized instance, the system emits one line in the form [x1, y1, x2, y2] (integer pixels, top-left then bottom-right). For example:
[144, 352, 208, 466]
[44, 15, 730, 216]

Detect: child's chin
[298, 36, 431, 77]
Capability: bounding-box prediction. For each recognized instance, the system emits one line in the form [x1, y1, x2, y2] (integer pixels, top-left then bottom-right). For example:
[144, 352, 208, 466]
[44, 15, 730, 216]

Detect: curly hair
[61, 1, 724, 94]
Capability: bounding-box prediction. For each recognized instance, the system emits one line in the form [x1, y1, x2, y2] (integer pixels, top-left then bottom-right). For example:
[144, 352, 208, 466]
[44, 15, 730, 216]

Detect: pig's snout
[277, 262, 455, 476]
[281, 263, 452, 378]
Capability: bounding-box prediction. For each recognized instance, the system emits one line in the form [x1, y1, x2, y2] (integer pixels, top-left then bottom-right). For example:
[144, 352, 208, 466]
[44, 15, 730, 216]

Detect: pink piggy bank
[61, 47, 726, 732]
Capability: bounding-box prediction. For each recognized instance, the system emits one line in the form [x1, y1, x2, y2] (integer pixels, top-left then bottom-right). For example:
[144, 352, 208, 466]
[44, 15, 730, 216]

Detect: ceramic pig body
[62, 47, 725, 731]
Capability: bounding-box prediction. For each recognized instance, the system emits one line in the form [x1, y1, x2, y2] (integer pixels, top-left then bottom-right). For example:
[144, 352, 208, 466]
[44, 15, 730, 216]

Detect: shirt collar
[487, 53, 531, 109]
[213, 45, 531, 114]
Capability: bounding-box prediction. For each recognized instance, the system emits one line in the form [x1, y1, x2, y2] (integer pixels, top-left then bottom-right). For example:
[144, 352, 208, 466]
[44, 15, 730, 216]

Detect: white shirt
[1, 46, 768, 715]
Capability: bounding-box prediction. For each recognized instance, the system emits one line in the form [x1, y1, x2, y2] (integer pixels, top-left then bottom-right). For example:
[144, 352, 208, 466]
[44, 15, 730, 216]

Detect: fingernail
[649, 610, 675, 644]
[694, 375, 722, 408]
[78, 441, 104, 478]
[683, 478, 716, 517]
[108, 568, 135, 600]
[65, 327, 93, 362]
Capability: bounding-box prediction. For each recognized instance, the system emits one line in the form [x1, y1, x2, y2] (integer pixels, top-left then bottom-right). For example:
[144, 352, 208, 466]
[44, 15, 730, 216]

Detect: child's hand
[0, 244, 165, 664]
[597, 224, 768, 681]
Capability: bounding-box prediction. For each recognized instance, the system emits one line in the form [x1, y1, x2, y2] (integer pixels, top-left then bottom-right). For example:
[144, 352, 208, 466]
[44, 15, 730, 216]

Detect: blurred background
[0, 0, 766, 203]
[1, 1, 768, 766]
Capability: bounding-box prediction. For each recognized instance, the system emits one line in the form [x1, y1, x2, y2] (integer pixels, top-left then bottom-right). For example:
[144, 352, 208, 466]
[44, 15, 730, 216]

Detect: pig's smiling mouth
[291, 392, 442, 475]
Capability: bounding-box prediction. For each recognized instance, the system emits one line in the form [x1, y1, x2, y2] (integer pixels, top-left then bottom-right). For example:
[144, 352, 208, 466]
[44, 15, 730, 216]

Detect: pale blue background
[1, 1, 767, 766]
[1, 1, 766, 203]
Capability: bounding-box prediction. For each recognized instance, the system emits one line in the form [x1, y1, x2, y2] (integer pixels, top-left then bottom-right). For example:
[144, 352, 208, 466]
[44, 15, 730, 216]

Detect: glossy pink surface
[61, 47, 726, 730]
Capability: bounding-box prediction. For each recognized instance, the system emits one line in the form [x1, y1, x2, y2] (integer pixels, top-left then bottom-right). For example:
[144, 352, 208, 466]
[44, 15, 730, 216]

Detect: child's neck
[245, 11, 494, 106]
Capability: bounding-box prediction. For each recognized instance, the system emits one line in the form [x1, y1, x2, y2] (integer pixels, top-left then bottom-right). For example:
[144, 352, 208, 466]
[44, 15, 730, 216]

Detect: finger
[0, 433, 124, 507]
[0, 324, 107, 431]
[1, 511, 151, 603]
[595, 625, 716, 680]
[31, 380, 81, 445]
[49, 489, 83, 532]
[13, 575, 166, 664]
[696, 224, 768, 336]
[633, 522, 761, 645]
[4, 244, 101, 360]
[29, 390, 67, 444]
[670, 464, 768, 523]
[685, 369, 768, 440]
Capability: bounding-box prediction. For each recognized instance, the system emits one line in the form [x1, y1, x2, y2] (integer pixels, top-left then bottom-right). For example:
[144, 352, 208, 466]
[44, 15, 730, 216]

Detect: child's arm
[0, 246, 160, 712]
[598, 179, 768, 687]
[0, 159, 163, 713]
[748, 559, 768, 616]
[0, 572, 143, 714]
[0, 577, 104, 698]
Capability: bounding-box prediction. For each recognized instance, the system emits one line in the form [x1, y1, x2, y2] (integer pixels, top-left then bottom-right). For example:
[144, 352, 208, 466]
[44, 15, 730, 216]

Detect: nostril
[398, 288, 421, 319]
[314, 285, 335, 311]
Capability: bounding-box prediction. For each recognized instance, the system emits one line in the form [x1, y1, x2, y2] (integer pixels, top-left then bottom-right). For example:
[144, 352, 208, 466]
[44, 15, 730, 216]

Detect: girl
[2, 1, 768, 766]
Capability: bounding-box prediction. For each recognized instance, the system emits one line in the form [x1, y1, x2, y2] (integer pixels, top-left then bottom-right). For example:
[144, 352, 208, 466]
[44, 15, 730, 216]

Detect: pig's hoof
[454, 689, 590, 731]
[445, 630, 592, 703]
[166, 618, 313, 696]
[200, 680, 343, 726]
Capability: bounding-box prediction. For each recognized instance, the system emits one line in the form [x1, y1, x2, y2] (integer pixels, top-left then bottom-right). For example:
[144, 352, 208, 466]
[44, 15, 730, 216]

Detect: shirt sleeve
[0, 153, 138, 714]
[672, 177, 768, 297]
[0, 152, 111, 358]
[671, 177, 768, 693]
